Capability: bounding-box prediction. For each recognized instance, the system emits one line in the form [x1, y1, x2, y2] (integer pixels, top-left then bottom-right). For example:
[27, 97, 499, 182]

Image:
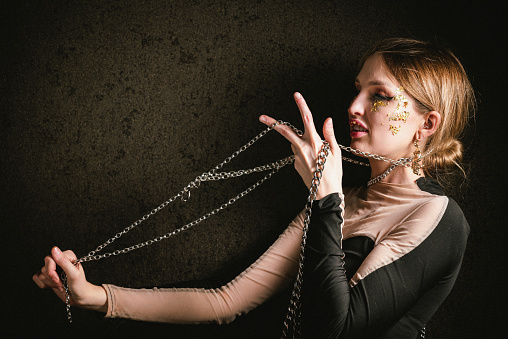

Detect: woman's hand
[32, 246, 108, 313]
[259, 92, 343, 199]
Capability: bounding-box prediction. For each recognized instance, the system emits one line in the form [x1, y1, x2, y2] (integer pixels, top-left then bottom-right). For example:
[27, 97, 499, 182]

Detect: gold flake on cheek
[371, 99, 388, 112]
[389, 125, 401, 135]
[389, 86, 411, 123]
[389, 108, 410, 122]
[384, 86, 411, 135]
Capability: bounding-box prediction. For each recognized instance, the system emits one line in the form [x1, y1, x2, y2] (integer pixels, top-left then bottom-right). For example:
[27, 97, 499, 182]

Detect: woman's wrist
[315, 182, 343, 200]
[81, 283, 108, 313]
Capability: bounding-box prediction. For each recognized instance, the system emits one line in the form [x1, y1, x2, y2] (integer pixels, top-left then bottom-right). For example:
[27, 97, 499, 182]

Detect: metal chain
[340, 145, 433, 168]
[75, 121, 302, 265]
[367, 157, 414, 187]
[341, 156, 370, 166]
[282, 141, 331, 339]
[75, 158, 294, 264]
[60, 120, 302, 322]
[339, 145, 405, 165]
[365, 149, 432, 187]
[59, 119, 430, 323]
[367, 163, 399, 187]
[78, 159, 293, 263]
[60, 272, 72, 323]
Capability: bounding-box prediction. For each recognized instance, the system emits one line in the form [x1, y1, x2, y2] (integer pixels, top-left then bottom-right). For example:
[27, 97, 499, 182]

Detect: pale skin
[33, 54, 441, 313]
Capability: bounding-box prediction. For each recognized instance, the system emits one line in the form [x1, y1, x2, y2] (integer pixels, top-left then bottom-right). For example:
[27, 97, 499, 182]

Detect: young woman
[33, 38, 474, 337]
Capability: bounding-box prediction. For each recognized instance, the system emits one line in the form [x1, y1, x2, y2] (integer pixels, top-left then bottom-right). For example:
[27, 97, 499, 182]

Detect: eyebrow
[354, 78, 391, 87]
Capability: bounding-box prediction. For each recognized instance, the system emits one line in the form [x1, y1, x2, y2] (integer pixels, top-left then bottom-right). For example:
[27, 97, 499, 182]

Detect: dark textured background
[2, 0, 505, 338]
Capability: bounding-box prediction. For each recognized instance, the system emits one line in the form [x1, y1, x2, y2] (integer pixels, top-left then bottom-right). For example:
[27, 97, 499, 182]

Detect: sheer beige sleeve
[103, 210, 305, 324]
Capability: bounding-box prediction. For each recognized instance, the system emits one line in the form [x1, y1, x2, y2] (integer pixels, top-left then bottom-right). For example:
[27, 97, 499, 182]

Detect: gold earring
[412, 139, 421, 175]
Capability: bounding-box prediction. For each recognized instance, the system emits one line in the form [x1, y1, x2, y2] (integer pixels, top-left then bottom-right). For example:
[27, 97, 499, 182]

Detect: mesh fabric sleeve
[102, 210, 305, 324]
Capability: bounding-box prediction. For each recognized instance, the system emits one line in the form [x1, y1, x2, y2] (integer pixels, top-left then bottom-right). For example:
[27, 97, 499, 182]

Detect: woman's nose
[348, 94, 365, 117]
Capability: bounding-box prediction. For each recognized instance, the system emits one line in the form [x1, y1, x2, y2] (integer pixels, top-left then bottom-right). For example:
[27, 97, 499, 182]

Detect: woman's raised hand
[259, 92, 343, 199]
[32, 246, 108, 313]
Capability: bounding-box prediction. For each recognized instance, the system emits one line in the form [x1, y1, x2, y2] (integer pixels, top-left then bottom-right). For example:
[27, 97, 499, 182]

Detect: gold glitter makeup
[389, 109, 410, 123]
[389, 125, 401, 135]
[386, 87, 410, 135]
[371, 99, 388, 112]
[369, 86, 411, 136]
[390, 86, 410, 123]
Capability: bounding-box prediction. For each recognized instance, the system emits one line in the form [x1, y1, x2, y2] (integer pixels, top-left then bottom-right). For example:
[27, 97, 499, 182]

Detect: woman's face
[348, 54, 425, 161]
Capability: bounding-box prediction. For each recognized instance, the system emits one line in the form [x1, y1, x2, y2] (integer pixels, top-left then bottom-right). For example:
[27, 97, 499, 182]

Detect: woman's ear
[418, 110, 441, 140]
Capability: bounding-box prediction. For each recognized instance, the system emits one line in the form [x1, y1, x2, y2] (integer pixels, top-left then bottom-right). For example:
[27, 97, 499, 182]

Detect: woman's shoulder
[343, 178, 468, 239]
[416, 177, 470, 235]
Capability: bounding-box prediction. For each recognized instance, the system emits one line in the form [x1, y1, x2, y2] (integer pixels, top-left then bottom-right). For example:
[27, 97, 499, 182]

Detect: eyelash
[372, 93, 393, 102]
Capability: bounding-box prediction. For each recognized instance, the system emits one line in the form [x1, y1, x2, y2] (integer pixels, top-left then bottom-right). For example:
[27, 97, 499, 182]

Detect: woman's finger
[52, 247, 79, 280]
[293, 92, 319, 140]
[33, 272, 47, 289]
[291, 143, 298, 155]
[33, 270, 64, 292]
[322, 117, 340, 153]
[259, 114, 304, 147]
[44, 254, 60, 283]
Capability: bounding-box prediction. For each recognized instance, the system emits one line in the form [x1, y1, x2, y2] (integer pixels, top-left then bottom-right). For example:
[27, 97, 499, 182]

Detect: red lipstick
[349, 119, 368, 138]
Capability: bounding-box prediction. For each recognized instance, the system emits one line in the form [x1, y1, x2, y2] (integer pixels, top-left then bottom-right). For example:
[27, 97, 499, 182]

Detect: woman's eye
[373, 93, 392, 101]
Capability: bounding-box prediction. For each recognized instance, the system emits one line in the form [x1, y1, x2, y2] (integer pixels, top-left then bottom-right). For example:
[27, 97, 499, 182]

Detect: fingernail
[295, 92, 302, 99]
[53, 247, 61, 255]
[259, 115, 266, 123]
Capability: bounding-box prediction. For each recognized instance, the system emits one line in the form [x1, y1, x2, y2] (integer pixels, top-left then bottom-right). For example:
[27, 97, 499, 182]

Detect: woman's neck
[369, 159, 422, 187]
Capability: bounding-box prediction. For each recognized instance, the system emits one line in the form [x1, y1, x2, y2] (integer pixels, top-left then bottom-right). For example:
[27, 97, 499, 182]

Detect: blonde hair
[359, 38, 476, 180]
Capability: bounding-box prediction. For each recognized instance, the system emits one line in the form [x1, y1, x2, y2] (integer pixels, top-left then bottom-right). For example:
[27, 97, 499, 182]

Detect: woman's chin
[349, 139, 365, 151]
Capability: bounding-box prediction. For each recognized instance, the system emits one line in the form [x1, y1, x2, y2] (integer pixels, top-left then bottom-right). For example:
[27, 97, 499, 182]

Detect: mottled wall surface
[2, 0, 504, 338]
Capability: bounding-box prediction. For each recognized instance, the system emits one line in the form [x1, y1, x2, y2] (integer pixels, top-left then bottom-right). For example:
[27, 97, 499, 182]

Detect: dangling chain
[282, 142, 330, 339]
[59, 120, 429, 323]
[60, 120, 302, 322]
[61, 271, 73, 323]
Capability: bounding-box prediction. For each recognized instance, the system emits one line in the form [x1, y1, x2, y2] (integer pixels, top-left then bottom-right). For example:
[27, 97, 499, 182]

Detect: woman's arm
[34, 210, 306, 324]
[35, 92, 343, 324]
[301, 193, 347, 338]
[301, 195, 469, 338]
[103, 210, 306, 323]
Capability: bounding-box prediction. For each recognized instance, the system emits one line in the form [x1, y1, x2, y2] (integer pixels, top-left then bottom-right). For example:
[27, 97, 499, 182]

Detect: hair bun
[425, 139, 463, 175]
